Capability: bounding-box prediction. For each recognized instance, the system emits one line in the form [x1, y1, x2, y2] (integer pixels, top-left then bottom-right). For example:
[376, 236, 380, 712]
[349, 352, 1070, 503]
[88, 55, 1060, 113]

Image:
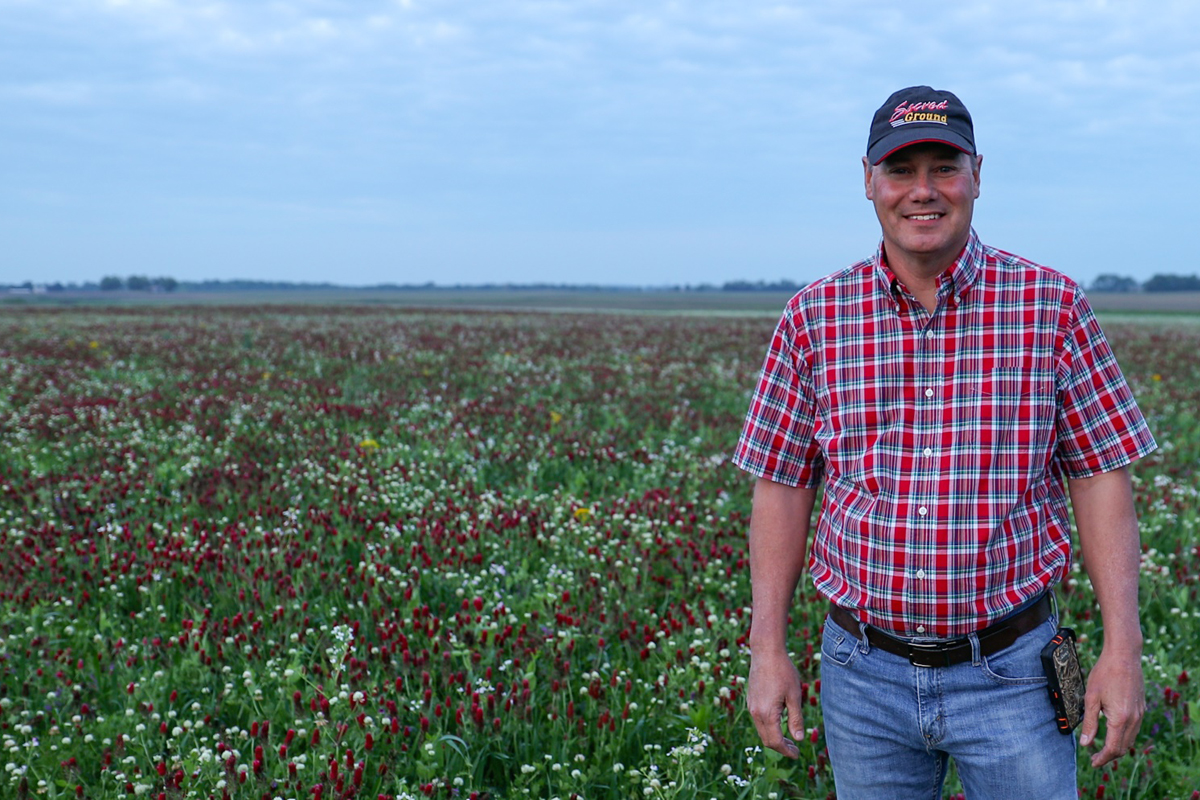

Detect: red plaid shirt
[734, 230, 1156, 637]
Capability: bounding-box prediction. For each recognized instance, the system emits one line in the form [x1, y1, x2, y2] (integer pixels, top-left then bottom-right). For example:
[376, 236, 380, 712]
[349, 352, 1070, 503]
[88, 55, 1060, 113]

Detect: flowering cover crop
[0, 306, 1197, 800]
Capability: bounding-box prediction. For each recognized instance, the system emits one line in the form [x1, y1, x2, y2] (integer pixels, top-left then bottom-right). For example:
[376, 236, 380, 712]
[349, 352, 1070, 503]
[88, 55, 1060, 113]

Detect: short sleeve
[1054, 291, 1157, 477]
[731, 307, 824, 487]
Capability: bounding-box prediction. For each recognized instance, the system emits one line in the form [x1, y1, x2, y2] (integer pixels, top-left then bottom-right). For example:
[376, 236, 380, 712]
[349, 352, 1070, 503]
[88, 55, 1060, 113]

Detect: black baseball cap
[866, 86, 975, 165]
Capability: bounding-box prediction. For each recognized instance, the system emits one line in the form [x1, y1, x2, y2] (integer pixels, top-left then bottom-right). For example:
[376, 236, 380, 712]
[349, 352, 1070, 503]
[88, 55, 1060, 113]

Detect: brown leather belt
[827, 593, 1052, 668]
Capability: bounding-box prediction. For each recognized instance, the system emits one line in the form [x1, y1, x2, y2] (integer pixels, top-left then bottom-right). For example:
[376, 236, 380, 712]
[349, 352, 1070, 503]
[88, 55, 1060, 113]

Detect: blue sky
[3, 0, 1198, 287]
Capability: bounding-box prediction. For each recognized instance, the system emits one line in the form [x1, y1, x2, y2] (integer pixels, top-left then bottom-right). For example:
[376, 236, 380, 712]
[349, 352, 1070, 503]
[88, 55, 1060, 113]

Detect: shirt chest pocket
[973, 367, 1058, 453]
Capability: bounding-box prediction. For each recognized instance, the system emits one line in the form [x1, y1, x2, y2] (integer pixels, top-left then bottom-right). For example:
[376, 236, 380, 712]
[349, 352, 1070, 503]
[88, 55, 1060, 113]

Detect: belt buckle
[906, 640, 952, 669]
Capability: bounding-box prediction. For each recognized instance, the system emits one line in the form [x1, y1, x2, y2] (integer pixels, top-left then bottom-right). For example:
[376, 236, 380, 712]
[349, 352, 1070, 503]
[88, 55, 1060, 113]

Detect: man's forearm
[1067, 465, 1146, 765]
[1068, 467, 1143, 652]
[747, 478, 818, 654]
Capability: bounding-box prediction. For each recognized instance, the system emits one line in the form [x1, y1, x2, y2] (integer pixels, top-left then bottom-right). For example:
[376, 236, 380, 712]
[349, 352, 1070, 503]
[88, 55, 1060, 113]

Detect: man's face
[863, 142, 981, 274]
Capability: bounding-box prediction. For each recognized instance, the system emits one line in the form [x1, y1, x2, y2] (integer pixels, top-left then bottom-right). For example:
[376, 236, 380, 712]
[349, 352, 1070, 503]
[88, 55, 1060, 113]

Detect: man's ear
[863, 156, 874, 200]
[972, 154, 982, 199]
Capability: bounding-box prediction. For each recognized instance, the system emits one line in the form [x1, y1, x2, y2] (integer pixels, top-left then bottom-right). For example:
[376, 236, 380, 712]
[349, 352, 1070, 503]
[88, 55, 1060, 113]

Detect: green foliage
[0, 307, 1196, 799]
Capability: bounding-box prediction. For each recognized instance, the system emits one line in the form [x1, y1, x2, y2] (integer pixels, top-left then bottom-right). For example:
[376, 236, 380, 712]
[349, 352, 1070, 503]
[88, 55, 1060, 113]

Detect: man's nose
[909, 172, 937, 201]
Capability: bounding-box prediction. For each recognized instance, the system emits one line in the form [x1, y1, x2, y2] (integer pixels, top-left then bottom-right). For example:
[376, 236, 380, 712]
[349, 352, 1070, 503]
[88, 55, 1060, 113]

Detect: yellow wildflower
[359, 438, 380, 450]
[1152, 374, 1162, 382]
[573, 508, 592, 523]
[89, 341, 99, 349]
[550, 411, 563, 424]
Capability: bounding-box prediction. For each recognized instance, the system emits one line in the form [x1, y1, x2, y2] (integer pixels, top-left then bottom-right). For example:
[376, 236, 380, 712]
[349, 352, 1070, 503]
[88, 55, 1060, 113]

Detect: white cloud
[2, 81, 100, 106]
[3, 0, 1198, 284]
[0, 76, 215, 107]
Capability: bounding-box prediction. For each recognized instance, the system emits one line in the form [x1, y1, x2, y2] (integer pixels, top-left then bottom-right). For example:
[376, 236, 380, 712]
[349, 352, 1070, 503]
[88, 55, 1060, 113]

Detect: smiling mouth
[906, 213, 943, 221]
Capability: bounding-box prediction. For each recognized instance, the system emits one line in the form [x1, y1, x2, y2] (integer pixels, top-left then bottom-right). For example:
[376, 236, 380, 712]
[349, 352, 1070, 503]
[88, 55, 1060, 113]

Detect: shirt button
[918, 506, 928, 516]
[916, 569, 926, 579]
[923, 447, 933, 457]
[925, 330, 934, 339]
[916, 625, 926, 634]
[924, 388, 934, 398]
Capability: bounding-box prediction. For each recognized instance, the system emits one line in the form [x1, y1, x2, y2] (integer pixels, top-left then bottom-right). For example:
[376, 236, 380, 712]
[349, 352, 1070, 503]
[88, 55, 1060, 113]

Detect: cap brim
[868, 129, 975, 165]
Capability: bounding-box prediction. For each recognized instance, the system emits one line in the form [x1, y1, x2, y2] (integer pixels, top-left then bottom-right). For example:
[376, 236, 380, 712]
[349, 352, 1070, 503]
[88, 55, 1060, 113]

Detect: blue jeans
[819, 612, 1076, 799]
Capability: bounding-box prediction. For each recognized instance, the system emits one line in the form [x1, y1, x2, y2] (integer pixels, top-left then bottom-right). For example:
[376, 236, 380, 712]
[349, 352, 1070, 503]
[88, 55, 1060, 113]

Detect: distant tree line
[1090, 273, 1200, 292]
[7, 273, 1200, 294]
[721, 279, 805, 292]
[5, 278, 807, 293]
[98, 275, 178, 291]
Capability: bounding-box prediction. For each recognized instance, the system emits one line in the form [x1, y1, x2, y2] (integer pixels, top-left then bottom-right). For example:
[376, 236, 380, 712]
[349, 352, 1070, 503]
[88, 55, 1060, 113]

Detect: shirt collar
[873, 228, 984, 304]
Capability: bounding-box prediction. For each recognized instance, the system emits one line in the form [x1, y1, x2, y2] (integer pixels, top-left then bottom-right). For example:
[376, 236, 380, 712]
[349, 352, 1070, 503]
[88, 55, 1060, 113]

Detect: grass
[0, 305, 1197, 799]
[4, 288, 1199, 315]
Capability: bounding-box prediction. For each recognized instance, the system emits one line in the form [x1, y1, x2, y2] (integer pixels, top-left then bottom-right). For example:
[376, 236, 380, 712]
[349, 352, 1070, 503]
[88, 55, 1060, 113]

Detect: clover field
[1, 306, 1197, 800]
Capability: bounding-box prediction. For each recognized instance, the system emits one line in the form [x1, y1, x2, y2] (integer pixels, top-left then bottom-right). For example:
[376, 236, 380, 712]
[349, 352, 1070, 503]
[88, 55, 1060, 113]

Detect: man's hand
[1078, 648, 1145, 767]
[747, 648, 805, 758]
[1067, 468, 1146, 769]
[744, 478, 817, 758]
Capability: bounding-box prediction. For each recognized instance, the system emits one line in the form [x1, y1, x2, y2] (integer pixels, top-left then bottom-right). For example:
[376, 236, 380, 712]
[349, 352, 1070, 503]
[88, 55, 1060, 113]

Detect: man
[732, 86, 1156, 798]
